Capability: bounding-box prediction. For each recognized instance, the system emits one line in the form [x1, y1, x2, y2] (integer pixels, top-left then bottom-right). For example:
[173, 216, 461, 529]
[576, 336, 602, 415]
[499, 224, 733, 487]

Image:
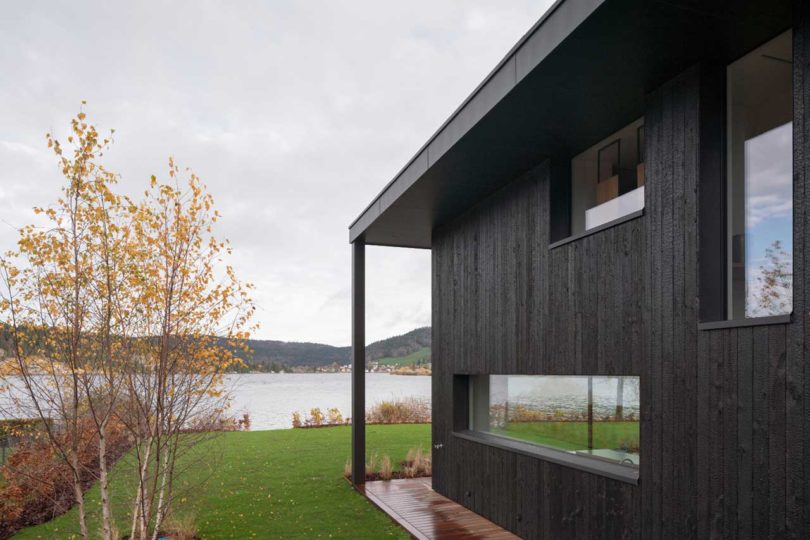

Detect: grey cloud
[0, 0, 553, 345]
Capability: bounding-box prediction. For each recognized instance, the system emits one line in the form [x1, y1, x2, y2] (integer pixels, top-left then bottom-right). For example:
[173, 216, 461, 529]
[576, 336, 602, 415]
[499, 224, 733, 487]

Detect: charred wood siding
[430, 13, 810, 536]
[432, 140, 645, 537]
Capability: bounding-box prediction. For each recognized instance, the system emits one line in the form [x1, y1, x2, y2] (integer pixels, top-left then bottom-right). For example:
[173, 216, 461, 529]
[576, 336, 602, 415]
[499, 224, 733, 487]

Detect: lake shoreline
[224, 372, 432, 431]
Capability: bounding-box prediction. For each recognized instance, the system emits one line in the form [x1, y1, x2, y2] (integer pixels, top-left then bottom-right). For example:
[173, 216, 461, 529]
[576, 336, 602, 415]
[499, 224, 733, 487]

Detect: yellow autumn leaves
[0, 106, 257, 540]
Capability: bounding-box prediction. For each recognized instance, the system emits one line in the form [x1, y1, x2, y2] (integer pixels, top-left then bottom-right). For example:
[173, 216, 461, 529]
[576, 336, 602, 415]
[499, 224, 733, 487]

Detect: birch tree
[0, 108, 135, 539]
[0, 108, 255, 540]
[123, 161, 255, 540]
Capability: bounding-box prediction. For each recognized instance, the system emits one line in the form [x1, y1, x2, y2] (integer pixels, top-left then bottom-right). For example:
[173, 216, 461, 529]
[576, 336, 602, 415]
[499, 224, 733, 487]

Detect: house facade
[350, 1, 807, 538]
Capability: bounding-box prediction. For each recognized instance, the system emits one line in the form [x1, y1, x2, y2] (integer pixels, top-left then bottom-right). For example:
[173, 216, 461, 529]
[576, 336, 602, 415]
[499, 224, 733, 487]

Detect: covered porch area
[348, 241, 515, 538]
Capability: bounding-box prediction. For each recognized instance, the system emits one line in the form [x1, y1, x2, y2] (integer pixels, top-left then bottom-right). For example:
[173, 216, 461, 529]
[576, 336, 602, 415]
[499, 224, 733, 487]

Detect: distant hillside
[240, 327, 431, 371]
[377, 346, 431, 367]
[365, 327, 431, 362]
[0, 324, 430, 373]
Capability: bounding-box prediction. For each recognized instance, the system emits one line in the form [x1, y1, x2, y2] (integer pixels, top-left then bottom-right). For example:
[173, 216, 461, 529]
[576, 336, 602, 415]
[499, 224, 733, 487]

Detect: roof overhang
[349, 0, 792, 248]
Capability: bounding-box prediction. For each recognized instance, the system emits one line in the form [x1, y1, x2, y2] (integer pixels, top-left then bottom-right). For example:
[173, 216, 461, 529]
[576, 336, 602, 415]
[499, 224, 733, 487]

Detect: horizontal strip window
[466, 375, 640, 481]
[549, 209, 644, 250]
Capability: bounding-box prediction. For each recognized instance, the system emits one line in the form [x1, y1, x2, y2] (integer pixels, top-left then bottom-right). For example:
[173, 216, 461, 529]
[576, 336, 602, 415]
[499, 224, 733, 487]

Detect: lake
[225, 372, 431, 430]
[0, 373, 431, 432]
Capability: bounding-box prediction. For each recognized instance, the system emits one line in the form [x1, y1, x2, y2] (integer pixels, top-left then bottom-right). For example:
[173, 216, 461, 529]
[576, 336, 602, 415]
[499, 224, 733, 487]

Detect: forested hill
[0, 325, 431, 372]
[240, 327, 431, 371]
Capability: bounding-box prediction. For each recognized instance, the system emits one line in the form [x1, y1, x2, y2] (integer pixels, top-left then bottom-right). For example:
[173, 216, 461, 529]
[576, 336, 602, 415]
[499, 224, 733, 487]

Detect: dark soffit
[348, 0, 792, 248]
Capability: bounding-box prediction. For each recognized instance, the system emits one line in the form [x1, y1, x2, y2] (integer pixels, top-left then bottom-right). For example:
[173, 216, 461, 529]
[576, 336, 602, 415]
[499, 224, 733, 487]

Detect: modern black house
[349, 0, 806, 538]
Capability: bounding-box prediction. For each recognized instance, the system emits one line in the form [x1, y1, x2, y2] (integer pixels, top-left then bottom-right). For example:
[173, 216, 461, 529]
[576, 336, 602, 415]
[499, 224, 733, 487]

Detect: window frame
[549, 209, 644, 250]
[549, 118, 646, 248]
[698, 30, 795, 330]
[453, 429, 640, 484]
[452, 374, 640, 485]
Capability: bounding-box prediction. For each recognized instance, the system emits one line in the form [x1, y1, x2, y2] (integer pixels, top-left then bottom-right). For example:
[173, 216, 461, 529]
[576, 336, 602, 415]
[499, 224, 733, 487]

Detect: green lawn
[492, 421, 639, 452]
[377, 347, 431, 367]
[14, 424, 431, 539]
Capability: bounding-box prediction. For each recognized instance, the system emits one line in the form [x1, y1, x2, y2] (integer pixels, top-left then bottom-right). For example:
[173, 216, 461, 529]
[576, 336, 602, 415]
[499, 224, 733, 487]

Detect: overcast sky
[0, 1, 553, 345]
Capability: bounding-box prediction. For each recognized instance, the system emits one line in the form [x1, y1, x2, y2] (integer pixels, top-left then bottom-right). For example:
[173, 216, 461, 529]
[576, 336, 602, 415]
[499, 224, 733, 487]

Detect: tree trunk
[99, 426, 112, 540]
[131, 440, 152, 540]
[70, 454, 89, 540]
[615, 377, 624, 421]
[150, 448, 172, 540]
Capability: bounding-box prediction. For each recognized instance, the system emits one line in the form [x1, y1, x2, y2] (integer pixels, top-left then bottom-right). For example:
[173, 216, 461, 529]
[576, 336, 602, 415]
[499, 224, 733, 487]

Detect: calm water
[225, 373, 431, 430]
[0, 373, 431, 431]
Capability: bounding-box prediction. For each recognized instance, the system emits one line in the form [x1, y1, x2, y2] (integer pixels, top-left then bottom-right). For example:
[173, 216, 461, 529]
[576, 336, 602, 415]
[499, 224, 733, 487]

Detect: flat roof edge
[348, 0, 598, 240]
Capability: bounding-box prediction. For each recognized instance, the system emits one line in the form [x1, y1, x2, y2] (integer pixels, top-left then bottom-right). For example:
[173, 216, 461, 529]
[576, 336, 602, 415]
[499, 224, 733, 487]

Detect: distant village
[278, 360, 431, 376]
[304, 360, 431, 376]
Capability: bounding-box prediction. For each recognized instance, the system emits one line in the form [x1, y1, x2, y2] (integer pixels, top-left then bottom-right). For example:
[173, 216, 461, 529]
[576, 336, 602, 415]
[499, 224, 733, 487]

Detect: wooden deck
[359, 477, 520, 539]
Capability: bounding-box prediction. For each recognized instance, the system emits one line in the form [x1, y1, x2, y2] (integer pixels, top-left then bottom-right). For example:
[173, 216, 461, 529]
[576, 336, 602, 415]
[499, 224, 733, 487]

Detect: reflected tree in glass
[754, 239, 793, 316]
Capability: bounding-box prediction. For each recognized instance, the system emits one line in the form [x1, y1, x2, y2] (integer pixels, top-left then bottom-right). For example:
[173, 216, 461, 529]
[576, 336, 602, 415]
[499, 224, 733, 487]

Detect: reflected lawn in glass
[490, 420, 640, 455]
[472, 375, 641, 466]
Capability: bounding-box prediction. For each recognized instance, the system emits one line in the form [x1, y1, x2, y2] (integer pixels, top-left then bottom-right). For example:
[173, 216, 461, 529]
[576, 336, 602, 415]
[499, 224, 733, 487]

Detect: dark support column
[351, 240, 365, 486]
[587, 376, 594, 450]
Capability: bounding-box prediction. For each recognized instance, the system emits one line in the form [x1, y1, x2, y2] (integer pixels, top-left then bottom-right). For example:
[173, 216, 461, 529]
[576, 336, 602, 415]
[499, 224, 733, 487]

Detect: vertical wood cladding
[431, 13, 809, 537]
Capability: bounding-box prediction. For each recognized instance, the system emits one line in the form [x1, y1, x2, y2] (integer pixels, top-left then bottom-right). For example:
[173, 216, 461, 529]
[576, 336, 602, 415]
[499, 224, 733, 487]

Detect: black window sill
[549, 209, 645, 250]
[698, 313, 792, 331]
[452, 430, 639, 485]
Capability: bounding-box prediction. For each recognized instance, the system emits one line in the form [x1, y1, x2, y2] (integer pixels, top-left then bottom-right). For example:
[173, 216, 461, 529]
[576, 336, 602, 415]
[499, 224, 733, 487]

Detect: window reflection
[470, 375, 640, 467]
[727, 30, 793, 318]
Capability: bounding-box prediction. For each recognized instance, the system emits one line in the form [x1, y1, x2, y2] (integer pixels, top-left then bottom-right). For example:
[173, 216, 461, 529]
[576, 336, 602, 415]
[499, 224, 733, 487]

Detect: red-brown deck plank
[358, 477, 521, 540]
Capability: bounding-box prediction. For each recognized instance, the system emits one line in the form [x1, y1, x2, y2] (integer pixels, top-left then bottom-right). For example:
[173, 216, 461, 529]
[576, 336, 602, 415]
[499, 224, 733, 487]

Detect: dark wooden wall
[430, 9, 809, 538]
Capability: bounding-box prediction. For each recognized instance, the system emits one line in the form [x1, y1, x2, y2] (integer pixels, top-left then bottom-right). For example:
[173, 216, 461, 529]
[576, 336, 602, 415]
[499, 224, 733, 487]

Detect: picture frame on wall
[596, 139, 620, 204]
[597, 139, 620, 183]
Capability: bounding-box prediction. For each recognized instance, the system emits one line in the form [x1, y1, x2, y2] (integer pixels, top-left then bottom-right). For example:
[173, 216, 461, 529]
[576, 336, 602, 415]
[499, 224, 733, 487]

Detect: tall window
[727, 30, 793, 319]
[570, 118, 645, 234]
[470, 375, 640, 467]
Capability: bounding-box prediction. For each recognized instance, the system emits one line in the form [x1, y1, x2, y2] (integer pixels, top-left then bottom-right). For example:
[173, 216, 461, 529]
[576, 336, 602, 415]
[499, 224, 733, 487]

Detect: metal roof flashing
[348, 0, 602, 246]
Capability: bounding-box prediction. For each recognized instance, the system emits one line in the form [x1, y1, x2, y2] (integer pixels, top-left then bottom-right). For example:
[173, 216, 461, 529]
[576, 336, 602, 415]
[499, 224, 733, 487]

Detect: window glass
[470, 375, 640, 467]
[727, 30, 793, 319]
[571, 118, 645, 234]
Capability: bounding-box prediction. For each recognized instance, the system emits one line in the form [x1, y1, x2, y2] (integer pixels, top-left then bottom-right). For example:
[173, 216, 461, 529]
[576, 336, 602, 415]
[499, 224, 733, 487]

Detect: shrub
[366, 398, 430, 424]
[343, 447, 431, 482]
[292, 398, 430, 429]
[0, 418, 131, 539]
[420, 454, 432, 476]
[289, 407, 348, 428]
[379, 455, 392, 481]
[161, 513, 198, 540]
[307, 408, 324, 427]
[403, 446, 431, 477]
[365, 453, 378, 476]
[182, 412, 249, 433]
[0, 419, 48, 467]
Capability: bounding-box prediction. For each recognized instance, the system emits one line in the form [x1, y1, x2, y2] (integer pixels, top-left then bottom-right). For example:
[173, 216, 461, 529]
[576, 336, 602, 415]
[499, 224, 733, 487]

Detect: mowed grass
[377, 347, 431, 367]
[493, 421, 639, 451]
[15, 424, 430, 539]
